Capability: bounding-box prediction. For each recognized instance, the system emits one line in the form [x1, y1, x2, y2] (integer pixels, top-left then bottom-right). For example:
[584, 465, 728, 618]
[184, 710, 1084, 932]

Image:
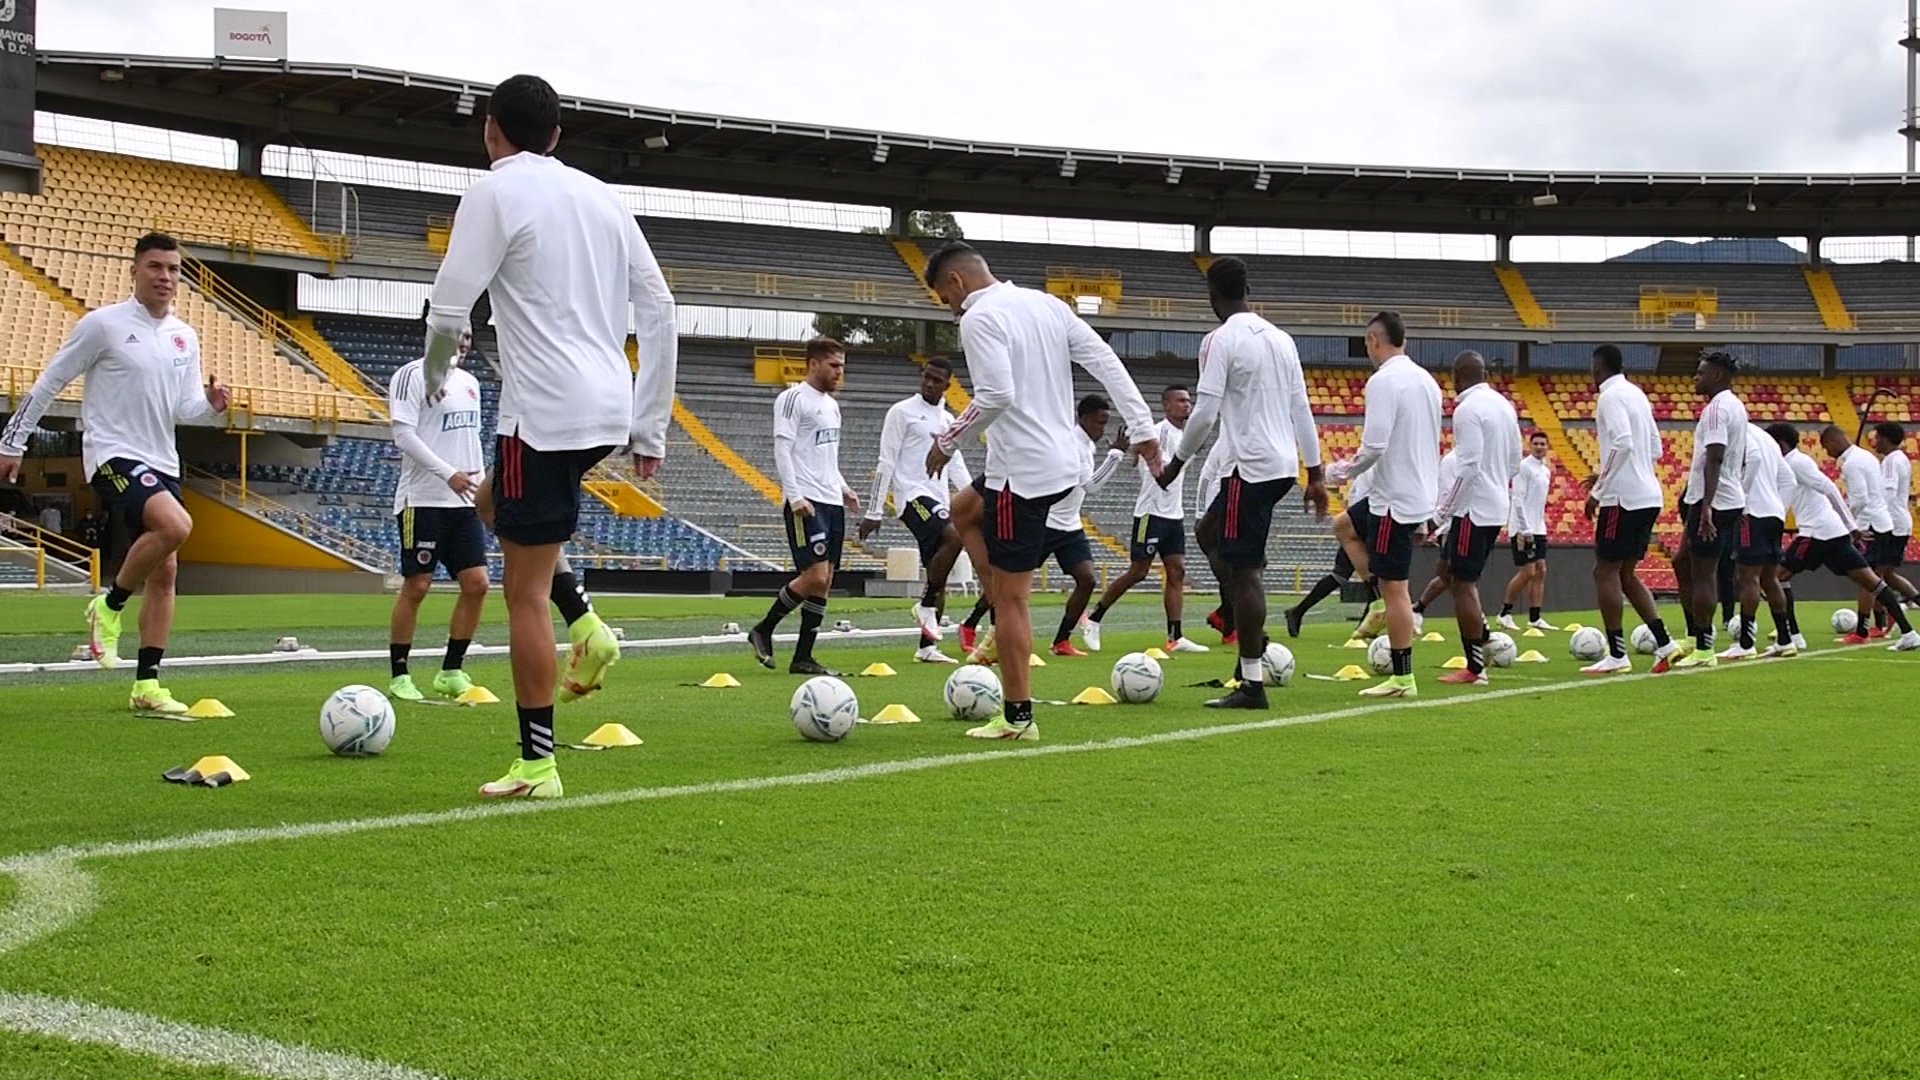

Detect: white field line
[0, 641, 1880, 1079]
[0, 990, 441, 1079]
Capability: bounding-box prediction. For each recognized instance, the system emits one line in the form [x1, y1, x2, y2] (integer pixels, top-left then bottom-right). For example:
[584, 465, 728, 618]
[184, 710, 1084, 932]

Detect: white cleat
[1167, 636, 1211, 653]
[914, 645, 958, 664]
[1792, 633, 1810, 652]
[1530, 618, 1559, 631]
[1716, 644, 1757, 661]
[1891, 630, 1920, 652]
[912, 603, 944, 642]
[1496, 614, 1519, 631]
[1411, 612, 1425, 634]
[1580, 654, 1632, 675]
[1080, 619, 1103, 653]
[1758, 643, 1799, 659]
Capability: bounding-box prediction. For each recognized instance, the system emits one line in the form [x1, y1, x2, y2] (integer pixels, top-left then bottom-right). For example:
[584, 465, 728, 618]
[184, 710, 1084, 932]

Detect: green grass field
[2, 590, 1916, 1078]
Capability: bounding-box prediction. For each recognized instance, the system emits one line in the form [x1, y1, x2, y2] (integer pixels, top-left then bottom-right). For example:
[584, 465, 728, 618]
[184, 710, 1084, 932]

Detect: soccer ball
[1366, 634, 1393, 675]
[943, 664, 1003, 721]
[1260, 641, 1296, 687]
[1726, 613, 1744, 638]
[1110, 652, 1163, 703]
[1832, 608, 1858, 634]
[1486, 631, 1518, 668]
[1630, 624, 1658, 655]
[790, 676, 859, 742]
[319, 685, 395, 757]
[1569, 626, 1607, 661]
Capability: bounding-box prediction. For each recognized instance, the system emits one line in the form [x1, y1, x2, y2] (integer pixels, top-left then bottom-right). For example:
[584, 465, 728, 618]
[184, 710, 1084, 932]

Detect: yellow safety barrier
[180, 255, 387, 418]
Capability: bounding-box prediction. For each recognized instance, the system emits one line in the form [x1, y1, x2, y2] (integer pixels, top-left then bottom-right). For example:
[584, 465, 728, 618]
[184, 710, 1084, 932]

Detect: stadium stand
[1522, 262, 1821, 327]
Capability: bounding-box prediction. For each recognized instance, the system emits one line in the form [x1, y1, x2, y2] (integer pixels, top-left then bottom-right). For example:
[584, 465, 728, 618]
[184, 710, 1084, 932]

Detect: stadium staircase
[183, 258, 388, 418]
[180, 468, 387, 574]
[1801, 266, 1855, 331]
[0, 518, 98, 589]
[888, 238, 942, 304]
[671, 399, 784, 505]
[1492, 264, 1551, 329]
[1512, 376, 1590, 476]
[1818, 376, 1861, 434]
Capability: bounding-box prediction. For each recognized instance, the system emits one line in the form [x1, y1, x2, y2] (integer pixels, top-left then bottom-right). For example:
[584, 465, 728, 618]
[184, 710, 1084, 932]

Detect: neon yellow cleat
[85, 594, 122, 670]
[1358, 674, 1418, 698]
[964, 716, 1038, 741]
[558, 612, 619, 704]
[478, 757, 563, 799]
[130, 679, 190, 718]
[388, 674, 425, 701]
[431, 669, 476, 698]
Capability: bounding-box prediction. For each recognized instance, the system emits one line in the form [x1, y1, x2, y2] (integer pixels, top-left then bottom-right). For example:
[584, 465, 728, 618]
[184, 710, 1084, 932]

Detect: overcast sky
[38, 0, 1916, 175]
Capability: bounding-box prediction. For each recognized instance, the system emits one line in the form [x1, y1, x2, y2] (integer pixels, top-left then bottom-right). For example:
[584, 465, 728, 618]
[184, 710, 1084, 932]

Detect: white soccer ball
[1261, 641, 1296, 687]
[943, 664, 1003, 722]
[1486, 631, 1518, 668]
[790, 676, 859, 742]
[1630, 624, 1658, 655]
[1569, 626, 1607, 661]
[1367, 634, 1393, 675]
[1726, 613, 1744, 637]
[1110, 652, 1164, 703]
[320, 684, 395, 757]
[1832, 608, 1858, 634]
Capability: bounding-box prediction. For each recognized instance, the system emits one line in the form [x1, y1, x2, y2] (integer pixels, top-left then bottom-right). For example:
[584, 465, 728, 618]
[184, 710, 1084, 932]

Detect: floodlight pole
[1904, 0, 1919, 260]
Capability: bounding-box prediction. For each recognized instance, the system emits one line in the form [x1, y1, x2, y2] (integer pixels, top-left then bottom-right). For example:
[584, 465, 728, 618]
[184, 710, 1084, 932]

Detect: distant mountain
[1609, 238, 1805, 264]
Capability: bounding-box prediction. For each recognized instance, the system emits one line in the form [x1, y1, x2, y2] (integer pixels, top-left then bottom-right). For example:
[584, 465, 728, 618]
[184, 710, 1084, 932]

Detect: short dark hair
[1875, 421, 1906, 445]
[133, 232, 178, 258]
[1592, 343, 1624, 375]
[1767, 422, 1800, 451]
[805, 337, 845, 361]
[922, 240, 980, 289]
[1077, 393, 1110, 417]
[1367, 311, 1407, 347]
[1205, 256, 1248, 301]
[488, 74, 561, 155]
[1529, 429, 1550, 443]
[1822, 423, 1847, 442]
[1700, 349, 1739, 374]
[1162, 384, 1190, 400]
[922, 355, 952, 375]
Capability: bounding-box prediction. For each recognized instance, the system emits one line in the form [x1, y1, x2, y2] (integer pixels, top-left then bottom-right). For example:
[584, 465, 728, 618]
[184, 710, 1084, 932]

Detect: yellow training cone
[865, 703, 922, 724]
[1516, 649, 1550, 663]
[701, 673, 742, 688]
[1028, 653, 1046, 667]
[1442, 656, 1468, 669]
[183, 699, 235, 719]
[1332, 664, 1370, 681]
[1343, 637, 1370, 649]
[1522, 627, 1546, 638]
[582, 723, 643, 747]
[1421, 631, 1445, 643]
[455, 685, 500, 705]
[861, 662, 898, 677]
[190, 755, 249, 781]
[1072, 686, 1118, 705]
[1144, 647, 1170, 660]
[1562, 622, 1584, 632]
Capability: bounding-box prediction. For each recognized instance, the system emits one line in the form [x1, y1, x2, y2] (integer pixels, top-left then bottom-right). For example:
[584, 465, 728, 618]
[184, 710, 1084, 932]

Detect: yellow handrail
[183, 466, 390, 570]
[0, 516, 99, 588]
[2, 361, 377, 431]
[179, 254, 390, 416]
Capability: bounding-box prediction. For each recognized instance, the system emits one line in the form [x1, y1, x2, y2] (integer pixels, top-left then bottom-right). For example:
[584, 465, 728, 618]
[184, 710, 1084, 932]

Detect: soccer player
[1411, 448, 1462, 627]
[922, 241, 1158, 741]
[1581, 344, 1676, 674]
[1041, 395, 1126, 657]
[1870, 421, 1919, 616]
[752, 338, 861, 674]
[1666, 350, 1748, 671]
[424, 74, 679, 799]
[858, 355, 971, 664]
[1428, 351, 1520, 687]
[0, 232, 229, 716]
[1497, 431, 1555, 631]
[1161, 256, 1324, 709]
[1719, 422, 1793, 660]
[386, 330, 491, 702]
[1082, 386, 1208, 654]
[1281, 471, 1371, 639]
[1824, 424, 1901, 642]
[1770, 423, 1920, 651]
[1326, 311, 1441, 699]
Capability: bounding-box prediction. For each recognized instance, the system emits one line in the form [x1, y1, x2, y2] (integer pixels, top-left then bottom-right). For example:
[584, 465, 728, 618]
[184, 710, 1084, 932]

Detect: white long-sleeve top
[1342, 354, 1442, 522]
[1784, 448, 1859, 541]
[1176, 311, 1320, 486]
[1739, 423, 1786, 521]
[0, 298, 216, 476]
[773, 381, 846, 507]
[1048, 430, 1125, 531]
[1839, 444, 1894, 534]
[389, 358, 485, 513]
[1133, 418, 1187, 518]
[423, 151, 678, 456]
[1882, 450, 1913, 536]
[935, 281, 1153, 498]
[865, 393, 971, 519]
[1591, 374, 1664, 511]
[1508, 455, 1551, 536]
[1435, 382, 1520, 528]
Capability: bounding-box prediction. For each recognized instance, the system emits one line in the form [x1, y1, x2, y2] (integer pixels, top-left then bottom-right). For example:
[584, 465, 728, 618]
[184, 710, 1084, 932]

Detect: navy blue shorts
[1735, 515, 1784, 567]
[973, 476, 1069, 573]
[1782, 533, 1870, 577]
[1593, 505, 1659, 564]
[90, 457, 182, 541]
[1043, 527, 1093, 573]
[1346, 495, 1417, 582]
[1129, 514, 1187, 561]
[1446, 517, 1502, 583]
[1208, 473, 1294, 569]
[398, 506, 488, 576]
[899, 496, 952, 565]
[786, 503, 845, 571]
[1871, 530, 1908, 569]
[491, 434, 614, 546]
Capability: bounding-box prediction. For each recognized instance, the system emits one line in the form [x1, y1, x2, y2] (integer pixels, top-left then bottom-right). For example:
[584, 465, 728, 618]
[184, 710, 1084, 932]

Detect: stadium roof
[36, 50, 1920, 238]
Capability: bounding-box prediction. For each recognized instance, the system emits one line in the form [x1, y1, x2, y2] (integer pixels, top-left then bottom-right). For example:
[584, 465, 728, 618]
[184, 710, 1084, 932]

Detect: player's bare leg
[1441, 568, 1490, 686]
[430, 565, 490, 698]
[968, 566, 1039, 738]
[1050, 560, 1097, 656]
[101, 494, 192, 716]
[1843, 566, 1919, 648]
[1197, 509, 1270, 710]
[387, 571, 433, 700]
[949, 485, 996, 660]
[1085, 557, 1151, 651]
[1161, 554, 1203, 651]
[1359, 578, 1419, 698]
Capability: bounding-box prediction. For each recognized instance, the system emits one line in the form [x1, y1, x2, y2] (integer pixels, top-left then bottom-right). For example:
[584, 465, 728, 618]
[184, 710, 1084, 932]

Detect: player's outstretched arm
[627, 218, 678, 474]
[0, 312, 107, 477]
[1064, 312, 1158, 471]
[423, 183, 507, 398]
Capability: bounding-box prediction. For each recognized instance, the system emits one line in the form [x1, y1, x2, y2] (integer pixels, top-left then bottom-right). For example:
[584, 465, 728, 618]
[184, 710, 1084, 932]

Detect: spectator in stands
[81, 509, 105, 550]
[37, 502, 61, 536]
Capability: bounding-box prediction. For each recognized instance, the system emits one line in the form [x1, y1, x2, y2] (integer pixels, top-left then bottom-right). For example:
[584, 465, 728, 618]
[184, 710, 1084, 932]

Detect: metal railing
[184, 468, 390, 571]
[0, 516, 99, 588]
